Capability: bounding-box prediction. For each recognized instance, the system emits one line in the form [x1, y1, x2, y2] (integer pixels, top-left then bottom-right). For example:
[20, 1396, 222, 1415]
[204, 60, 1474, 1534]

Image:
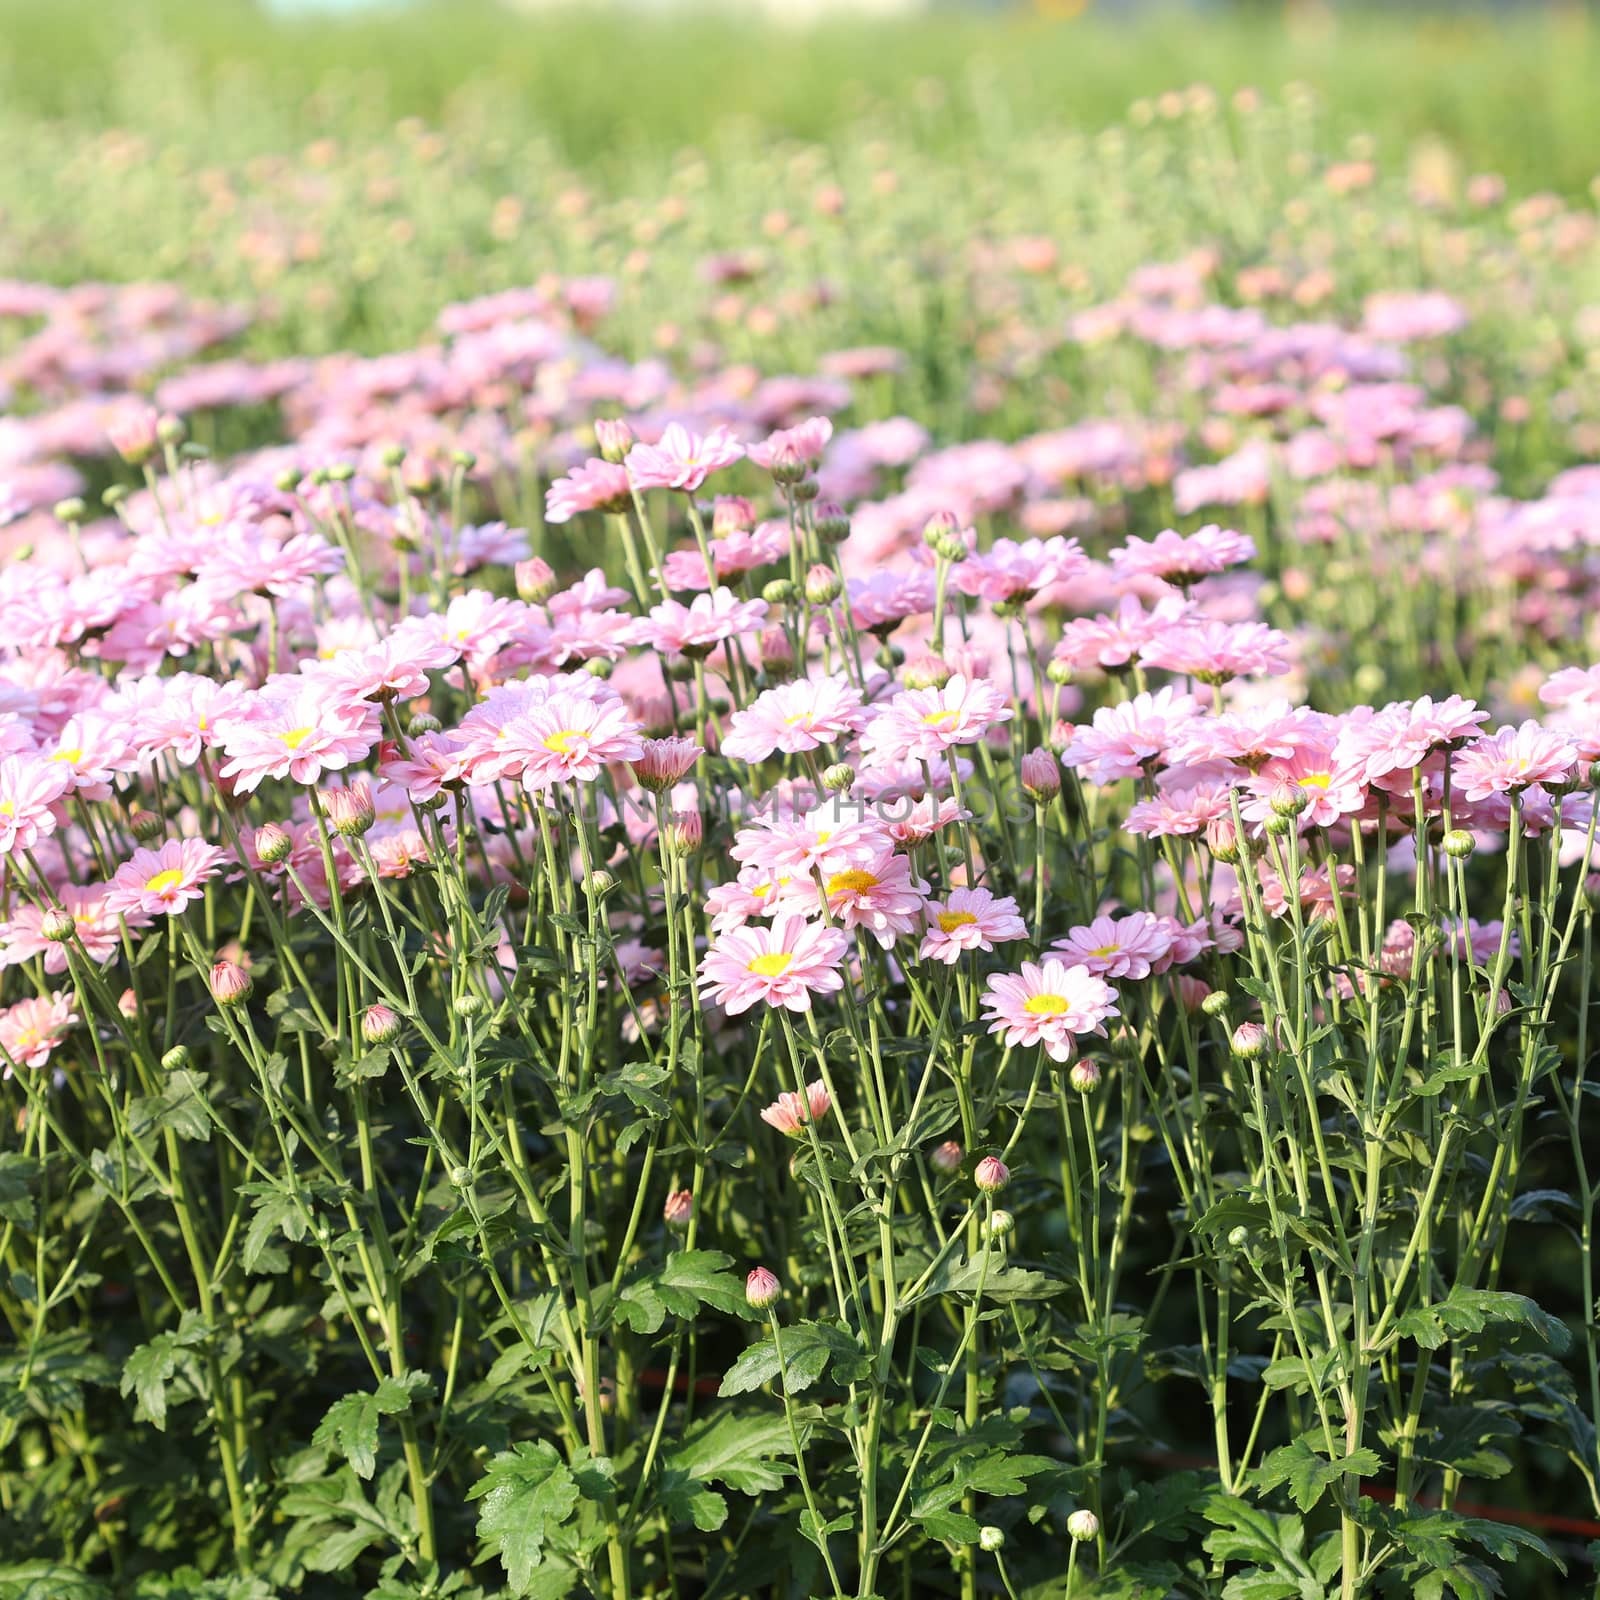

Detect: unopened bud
[663, 1190, 694, 1231]
[1442, 829, 1476, 860]
[161, 1045, 190, 1072]
[128, 809, 164, 843]
[930, 1139, 963, 1174]
[210, 960, 253, 1007]
[254, 822, 293, 864]
[979, 1526, 1006, 1553]
[1069, 1059, 1101, 1094]
[1230, 1021, 1269, 1059]
[974, 1155, 1010, 1194]
[595, 418, 635, 464]
[39, 907, 75, 942]
[1067, 1509, 1099, 1543]
[986, 1208, 1015, 1240]
[1020, 749, 1061, 802]
[822, 763, 856, 794]
[319, 785, 375, 838]
[745, 1266, 781, 1310]
[361, 1004, 401, 1045]
[902, 654, 953, 691]
[804, 564, 842, 606]
[515, 557, 558, 604]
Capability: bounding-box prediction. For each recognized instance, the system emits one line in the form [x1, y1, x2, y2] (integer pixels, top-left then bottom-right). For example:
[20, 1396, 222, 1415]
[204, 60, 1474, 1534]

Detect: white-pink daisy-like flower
[1050, 911, 1175, 981]
[544, 459, 634, 524]
[1109, 525, 1256, 587]
[748, 416, 833, 475]
[645, 590, 768, 658]
[626, 423, 745, 494]
[729, 804, 888, 880]
[781, 846, 929, 949]
[1123, 783, 1234, 838]
[981, 959, 1120, 1062]
[1170, 701, 1327, 773]
[0, 753, 73, 857]
[1139, 619, 1291, 684]
[1240, 747, 1366, 830]
[720, 675, 868, 763]
[859, 675, 1013, 764]
[0, 883, 136, 973]
[0, 990, 77, 1072]
[1541, 665, 1600, 711]
[699, 913, 849, 1015]
[105, 837, 228, 919]
[917, 886, 1028, 964]
[760, 1079, 831, 1135]
[1333, 695, 1490, 790]
[1062, 687, 1200, 785]
[953, 536, 1091, 604]
[661, 521, 790, 592]
[516, 691, 645, 789]
[1053, 593, 1193, 674]
[847, 569, 937, 634]
[1454, 722, 1579, 802]
[214, 685, 380, 793]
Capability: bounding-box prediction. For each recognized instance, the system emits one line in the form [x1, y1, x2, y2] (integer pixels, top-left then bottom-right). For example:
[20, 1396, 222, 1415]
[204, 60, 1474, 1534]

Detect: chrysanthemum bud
[1069, 1059, 1102, 1094]
[1269, 781, 1310, 817]
[930, 1139, 963, 1174]
[632, 736, 703, 794]
[53, 497, 87, 524]
[108, 407, 160, 465]
[254, 822, 293, 865]
[161, 1045, 190, 1072]
[584, 658, 613, 680]
[1045, 655, 1075, 686]
[595, 418, 634, 464]
[1206, 816, 1242, 864]
[814, 502, 851, 544]
[584, 870, 616, 897]
[155, 414, 187, 448]
[922, 509, 961, 553]
[1442, 829, 1476, 859]
[663, 1190, 694, 1231]
[760, 627, 795, 675]
[1230, 1021, 1269, 1059]
[1263, 809, 1295, 836]
[1201, 989, 1231, 1019]
[1067, 1509, 1099, 1543]
[210, 960, 253, 1007]
[792, 476, 819, 504]
[320, 785, 375, 838]
[453, 993, 486, 1019]
[804, 564, 842, 606]
[712, 496, 756, 536]
[745, 1266, 782, 1310]
[403, 714, 441, 741]
[1020, 749, 1061, 803]
[1047, 717, 1076, 755]
[761, 578, 799, 607]
[902, 653, 953, 691]
[663, 811, 703, 856]
[327, 461, 356, 483]
[515, 557, 557, 604]
[39, 907, 75, 942]
[362, 1004, 401, 1045]
[822, 763, 856, 794]
[986, 1208, 1015, 1240]
[378, 443, 407, 470]
[974, 1155, 1010, 1194]
[450, 1165, 473, 1188]
[978, 1526, 1006, 1553]
[119, 989, 139, 1020]
[128, 809, 164, 843]
[1227, 1224, 1250, 1249]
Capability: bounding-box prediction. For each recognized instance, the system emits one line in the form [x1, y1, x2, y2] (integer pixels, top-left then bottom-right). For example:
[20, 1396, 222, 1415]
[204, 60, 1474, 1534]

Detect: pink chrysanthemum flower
[105, 838, 227, 918]
[516, 691, 645, 789]
[981, 959, 1120, 1062]
[626, 423, 745, 493]
[0, 990, 77, 1072]
[0, 883, 136, 973]
[883, 792, 970, 846]
[953, 536, 1091, 604]
[1454, 722, 1579, 802]
[544, 459, 634, 524]
[705, 866, 790, 934]
[1053, 594, 1193, 674]
[645, 590, 768, 658]
[859, 675, 1013, 764]
[1123, 783, 1234, 838]
[918, 886, 1028, 964]
[130, 673, 249, 767]
[847, 570, 937, 634]
[1109, 525, 1256, 587]
[1240, 747, 1366, 830]
[1140, 619, 1291, 684]
[1334, 695, 1490, 790]
[699, 913, 849, 1015]
[721, 675, 867, 763]
[748, 416, 833, 475]
[1541, 665, 1600, 711]
[0, 753, 73, 856]
[729, 804, 888, 880]
[1062, 687, 1200, 785]
[1170, 701, 1326, 773]
[760, 1079, 831, 1135]
[783, 846, 930, 949]
[215, 685, 380, 793]
[661, 521, 790, 592]
[1051, 911, 1175, 981]
[631, 736, 704, 793]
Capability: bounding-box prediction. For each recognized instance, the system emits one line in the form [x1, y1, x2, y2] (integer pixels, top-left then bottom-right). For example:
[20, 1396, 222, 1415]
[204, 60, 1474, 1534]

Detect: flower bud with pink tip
[974, 1155, 1010, 1194]
[746, 1266, 782, 1311]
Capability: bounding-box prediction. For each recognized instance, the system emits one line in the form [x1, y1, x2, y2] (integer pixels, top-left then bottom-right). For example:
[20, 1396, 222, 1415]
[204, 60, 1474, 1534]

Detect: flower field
[9, 10, 1600, 1600]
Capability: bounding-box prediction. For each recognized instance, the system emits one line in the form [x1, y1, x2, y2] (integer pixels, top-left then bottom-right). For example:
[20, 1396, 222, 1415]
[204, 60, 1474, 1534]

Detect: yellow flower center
[747, 951, 794, 978]
[543, 729, 583, 754]
[145, 869, 185, 895]
[937, 910, 977, 932]
[828, 870, 878, 894]
[1023, 993, 1070, 1016]
[1299, 772, 1331, 790]
[280, 726, 314, 749]
[1087, 944, 1119, 958]
[0, 801, 14, 817]
[53, 747, 83, 765]
[921, 708, 959, 727]
[12, 1027, 39, 1052]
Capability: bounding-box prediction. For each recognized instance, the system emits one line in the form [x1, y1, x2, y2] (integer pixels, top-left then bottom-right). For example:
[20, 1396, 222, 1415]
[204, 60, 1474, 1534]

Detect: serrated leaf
[469, 1441, 580, 1594]
[1256, 1436, 1381, 1512]
[664, 1411, 791, 1493]
[1395, 1288, 1570, 1354]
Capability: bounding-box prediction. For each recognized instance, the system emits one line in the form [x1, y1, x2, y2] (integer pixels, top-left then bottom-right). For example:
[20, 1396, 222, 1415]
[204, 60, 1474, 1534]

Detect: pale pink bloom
[645, 590, 767, 657]
[626, 423, 744, 493]
[1053, 594, 1193, 673]
[721, 675, 867, 762]
[786, 846, 929, 948]
[918, 886, 1028, 963]
[729, 804, 888, 880]
[1062, 687, 1200, 785]
[953, 537, 1090, 603]
[544, 459, 633, 523]
[1334, 696, 1490, 790]
[453, 676, 610, 784]
[699, 913, 849, 1015]
[748, 416, 833, 474]
[0, 753, 72, 856]
[0, 990, 77, 1072]
[760, 1079, 831, 1135]
[882, 792, 970, 846]
[1170, 701, 1326, 772]
[847, 569, 937, 633]
[308, 626, 456, 710]
[859, 675, 1013, 764]
[631, 736, 704, 793]
[981, 959, 1120, 1062]
[1051, 911, 1174, 981]
[380, 731, 468, 803]
[0, 883, 135, 972]
[515, 692, 644, 789]
[105, 837, 227, 918]
[1124, 783, 1234, 838]
[40, 712, 138, 799]
[660, 521, 790, 592]
[705, 865, 788, 934]
[1109, 525, 1255, 587]
[129, 673, 249, 766]
[1240, 747, 1365, 829]
[215, 685, 380, 792]
[1140, 619, 1290, 684]
[1454, 722, 1579, 802]
[98, 584, 240, 669]
[198, 528, 344, 597]
[546, 570, 634, 617]
[1540, 665, 1600, 711]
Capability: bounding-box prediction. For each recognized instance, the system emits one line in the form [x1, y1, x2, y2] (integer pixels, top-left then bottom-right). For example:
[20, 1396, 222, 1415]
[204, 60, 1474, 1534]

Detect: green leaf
[0, 1154, 39, 1228]
[314, 1373, 434, 1480]
[1255, 1437, 1381, 1512]
[128, 1069, 213, 1143]
[664, 1411, 792, 1493]
[469, 1441, 581, 1595]
[717, 1321, 869, 1396]
[121, 1313, 210, 1431]
[914, 1508, 980, 1544]
[243, 1189, 307, 1275]
[657, 1470, 729, 1532]
[0, 1565, 114, 1600]
[1394, 1288, 1570, 1354]
[655, 1249, 759, 1320]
